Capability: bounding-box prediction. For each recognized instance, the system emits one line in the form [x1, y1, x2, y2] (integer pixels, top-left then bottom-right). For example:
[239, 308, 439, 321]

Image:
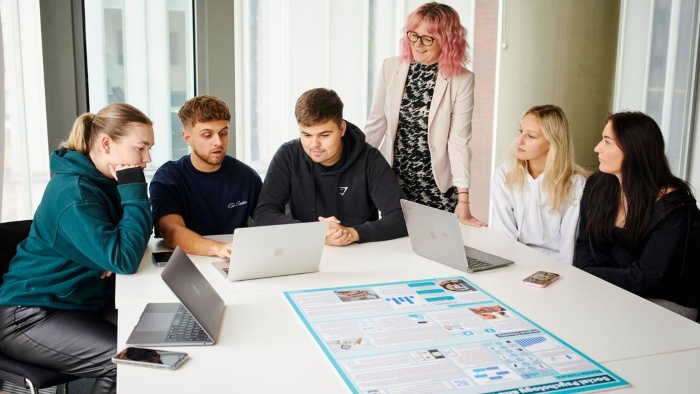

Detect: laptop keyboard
[467, 257, 491, 270]
[166, 305, 211, 342]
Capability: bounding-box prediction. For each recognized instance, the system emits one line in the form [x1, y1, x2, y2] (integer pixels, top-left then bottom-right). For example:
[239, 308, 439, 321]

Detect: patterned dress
[393, 62, 457, 212]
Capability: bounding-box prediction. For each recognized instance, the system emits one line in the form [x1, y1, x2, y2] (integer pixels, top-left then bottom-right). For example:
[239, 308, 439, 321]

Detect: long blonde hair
[505, 105, 588, 211]
[60, 103, 152, 154]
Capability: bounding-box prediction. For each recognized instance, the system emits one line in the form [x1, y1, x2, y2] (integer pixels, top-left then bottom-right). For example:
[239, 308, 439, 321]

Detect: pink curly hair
[400, 2, 470, 78]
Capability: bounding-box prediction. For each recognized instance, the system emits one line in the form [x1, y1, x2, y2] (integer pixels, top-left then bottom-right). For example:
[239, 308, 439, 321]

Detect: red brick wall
[470, 0, 499, 222]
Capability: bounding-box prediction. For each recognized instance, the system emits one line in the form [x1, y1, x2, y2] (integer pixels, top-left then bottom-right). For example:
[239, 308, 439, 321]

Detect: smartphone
[151, 251, 174, 267]
[522, 271, 560, 288]
[112, 347, 188, 370]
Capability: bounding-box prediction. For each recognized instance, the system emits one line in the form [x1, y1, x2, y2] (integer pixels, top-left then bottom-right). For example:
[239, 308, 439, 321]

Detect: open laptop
[212, 221, 328, 281]
[126, 246, 225, 346]
[400, 199, 514, 272]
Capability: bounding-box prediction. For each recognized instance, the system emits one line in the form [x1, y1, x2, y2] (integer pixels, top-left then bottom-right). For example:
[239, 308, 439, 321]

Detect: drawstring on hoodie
[310, 164, 318, 213]
[516, 174, 545, 243]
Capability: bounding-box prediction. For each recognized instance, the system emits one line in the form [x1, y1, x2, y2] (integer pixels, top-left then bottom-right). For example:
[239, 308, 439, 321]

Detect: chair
[0, 220, 78, 394]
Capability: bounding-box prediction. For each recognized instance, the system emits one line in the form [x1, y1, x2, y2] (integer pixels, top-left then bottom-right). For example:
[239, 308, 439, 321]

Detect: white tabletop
[117, 293, 346, 393]
[602, 349, 700, 392]
[116, 226, 700, 392]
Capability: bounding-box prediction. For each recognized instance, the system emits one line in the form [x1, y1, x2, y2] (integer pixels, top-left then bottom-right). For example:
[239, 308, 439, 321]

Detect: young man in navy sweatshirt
[150, 95, 262, 258]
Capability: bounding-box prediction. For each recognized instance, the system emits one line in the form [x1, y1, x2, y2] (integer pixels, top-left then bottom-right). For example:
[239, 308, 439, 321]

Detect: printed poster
[284, 277, 629, 394]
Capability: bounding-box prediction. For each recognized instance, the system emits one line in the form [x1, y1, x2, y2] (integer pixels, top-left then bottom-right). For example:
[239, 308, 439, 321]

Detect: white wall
[613, 0, 652, 112]
[493, 0, 620, 170]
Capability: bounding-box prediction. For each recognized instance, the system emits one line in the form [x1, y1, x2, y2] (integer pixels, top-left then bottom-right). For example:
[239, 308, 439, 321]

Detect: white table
[116, 226, 700, 392]
[601, 349, 700, 392]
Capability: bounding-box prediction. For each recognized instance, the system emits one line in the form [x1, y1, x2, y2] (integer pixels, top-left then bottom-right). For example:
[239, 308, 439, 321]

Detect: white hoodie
[490, 162, 586, 264]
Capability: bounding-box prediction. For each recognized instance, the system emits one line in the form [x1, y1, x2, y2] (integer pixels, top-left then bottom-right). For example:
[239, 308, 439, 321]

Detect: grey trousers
[647, 298, 698, 321]
[0, 305, 117, 394]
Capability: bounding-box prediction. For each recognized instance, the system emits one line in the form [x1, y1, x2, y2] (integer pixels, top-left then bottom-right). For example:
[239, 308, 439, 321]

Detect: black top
[394, 62, 457, 211]
[574, 175, 700, 308]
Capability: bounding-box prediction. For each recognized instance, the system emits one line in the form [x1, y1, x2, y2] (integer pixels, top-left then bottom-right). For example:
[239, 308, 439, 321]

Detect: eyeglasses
[407, 31, 435, 46]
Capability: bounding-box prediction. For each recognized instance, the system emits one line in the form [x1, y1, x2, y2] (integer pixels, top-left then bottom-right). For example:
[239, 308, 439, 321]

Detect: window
[233, 0, 381, 174]
[2, 0, 498, 221]
[233, 0, 494, 220]
[84, 0, 195, 180]
[234, 1, 476, 169]
[1, 0, 49, 221]
[614, 0, 699, 179]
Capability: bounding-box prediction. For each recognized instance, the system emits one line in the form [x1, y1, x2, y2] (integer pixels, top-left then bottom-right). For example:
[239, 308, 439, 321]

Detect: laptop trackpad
[135, 313, 173, 332]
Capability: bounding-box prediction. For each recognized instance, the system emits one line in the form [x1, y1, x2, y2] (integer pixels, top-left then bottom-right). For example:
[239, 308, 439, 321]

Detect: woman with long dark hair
[574, 111, 699, 320]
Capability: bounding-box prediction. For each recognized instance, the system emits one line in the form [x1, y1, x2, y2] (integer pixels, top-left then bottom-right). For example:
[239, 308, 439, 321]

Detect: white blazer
[364, 56, 475, 192]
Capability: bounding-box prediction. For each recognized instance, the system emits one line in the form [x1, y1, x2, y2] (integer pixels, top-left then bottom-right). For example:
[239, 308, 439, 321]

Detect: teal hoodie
[0, 148, 152, 311]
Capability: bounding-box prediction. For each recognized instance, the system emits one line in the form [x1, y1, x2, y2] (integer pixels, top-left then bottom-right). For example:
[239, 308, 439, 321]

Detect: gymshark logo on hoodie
[339, 187, 348, 196]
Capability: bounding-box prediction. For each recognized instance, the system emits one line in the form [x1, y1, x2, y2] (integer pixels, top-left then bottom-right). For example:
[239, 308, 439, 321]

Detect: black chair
[0, 220, 78, 394]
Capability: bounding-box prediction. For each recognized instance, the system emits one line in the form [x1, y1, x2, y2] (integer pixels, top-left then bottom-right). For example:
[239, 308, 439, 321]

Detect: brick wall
[470, 0, 499, 222]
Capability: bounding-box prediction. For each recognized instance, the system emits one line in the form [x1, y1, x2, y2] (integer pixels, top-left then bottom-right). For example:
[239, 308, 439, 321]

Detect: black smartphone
[112, 347, 188, 370]
[151, 251, 174, 267]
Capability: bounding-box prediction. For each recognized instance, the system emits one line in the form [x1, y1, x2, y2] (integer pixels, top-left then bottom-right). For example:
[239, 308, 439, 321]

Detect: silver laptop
[126, 246, 225, 346]
[212, 221, 328, 281]
[401, 199, 514, 272]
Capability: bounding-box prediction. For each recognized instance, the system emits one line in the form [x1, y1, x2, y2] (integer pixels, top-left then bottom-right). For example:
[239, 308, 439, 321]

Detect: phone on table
[112, 347, 188, 370]
[522, 271, 560, 288]
[151, 251, 174, 267]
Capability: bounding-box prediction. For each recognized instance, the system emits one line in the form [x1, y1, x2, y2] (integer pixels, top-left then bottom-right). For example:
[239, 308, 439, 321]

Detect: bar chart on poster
[285, 276, 629, 394]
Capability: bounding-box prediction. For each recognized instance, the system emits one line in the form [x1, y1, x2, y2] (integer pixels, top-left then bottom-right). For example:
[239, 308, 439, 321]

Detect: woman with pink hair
[365, 2, 483, 226]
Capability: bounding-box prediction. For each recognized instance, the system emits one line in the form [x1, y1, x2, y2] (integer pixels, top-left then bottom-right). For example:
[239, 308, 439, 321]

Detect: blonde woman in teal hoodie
[0, 103, 154, 394]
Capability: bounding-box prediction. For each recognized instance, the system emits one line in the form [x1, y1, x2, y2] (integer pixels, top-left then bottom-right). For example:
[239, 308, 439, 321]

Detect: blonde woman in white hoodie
[490, 105, 588, 264]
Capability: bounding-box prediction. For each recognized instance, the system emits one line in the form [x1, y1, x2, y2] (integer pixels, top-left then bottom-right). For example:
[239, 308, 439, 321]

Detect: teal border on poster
[283, 276, 629, 394]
